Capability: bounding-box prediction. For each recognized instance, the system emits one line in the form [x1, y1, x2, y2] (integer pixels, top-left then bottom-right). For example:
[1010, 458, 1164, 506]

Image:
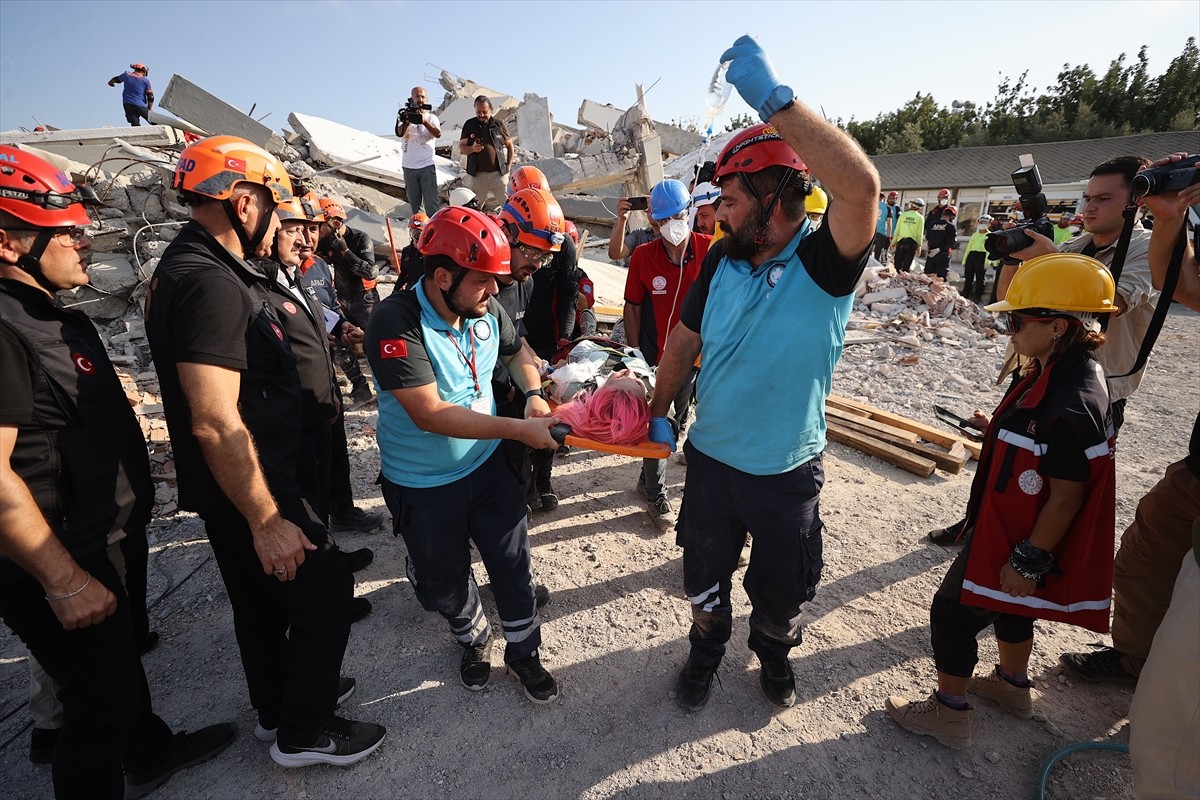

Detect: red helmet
[507, 165, 550, 197]
[409, 212, 428, 230]
[713, 123, 807, 183]
[564, 219, 579, 246]
[0, 144, 95, 228]
[318, 197, 347, 220]
[418, 207, 510, 275]
[886, 191, 899, 202]
[944, 205, 958, 217]
[499, 187, 565, 252]
[937, 188, 951, 200]
[1071, 214, 1084, 225]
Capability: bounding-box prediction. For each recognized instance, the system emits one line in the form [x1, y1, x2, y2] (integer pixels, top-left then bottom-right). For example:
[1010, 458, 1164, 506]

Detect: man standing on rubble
[318, 197, 379, 404]
[925, 204, 957, 280]
[459, 96, 513, 212]
[0, 144, 239, 798]
[146, 136, 385, 768]
[396, 86, 442, 217]
[648, 37, 878, 713]
[107, 63, 153, 127]
[891, 197, 925, 272]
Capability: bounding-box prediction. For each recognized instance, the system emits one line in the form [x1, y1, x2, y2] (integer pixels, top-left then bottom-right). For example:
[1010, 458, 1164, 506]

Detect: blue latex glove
[648, 416, 678, 453]
[720, 35, 795, 123]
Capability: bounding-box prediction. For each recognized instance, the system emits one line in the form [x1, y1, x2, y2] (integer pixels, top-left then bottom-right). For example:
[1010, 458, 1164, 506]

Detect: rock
[862, 286, 908, 305]
[956, 767, 974, 779]
[985, 751, 1001, 764]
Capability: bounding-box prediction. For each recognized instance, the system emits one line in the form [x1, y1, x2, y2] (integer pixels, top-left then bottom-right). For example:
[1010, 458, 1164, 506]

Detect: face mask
[938, 198, 949, 206]
[661, 218, 689, 246]
[978, 226, 988, 232]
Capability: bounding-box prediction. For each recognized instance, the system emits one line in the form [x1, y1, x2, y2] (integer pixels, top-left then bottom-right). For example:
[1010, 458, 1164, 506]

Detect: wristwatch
[524, 388, 546, 400]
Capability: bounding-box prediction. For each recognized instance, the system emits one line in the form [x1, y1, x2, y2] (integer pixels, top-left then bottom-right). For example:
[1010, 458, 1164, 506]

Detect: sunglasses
[7, 225, 89, 244]
[516, 243, 554, 267]
[1005, 311, 1072, 332]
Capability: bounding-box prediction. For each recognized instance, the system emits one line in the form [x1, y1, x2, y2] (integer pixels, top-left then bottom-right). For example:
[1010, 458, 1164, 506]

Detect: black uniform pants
[329, 403, 355, 516]
[199, 501, 353, 742]
[381, 448, 540, 662]
[963, 252, 987, 299]
[123, 103, 149, 126]
[677, 441, 825, 666]
[894, 239, 917, 273]
[872, 232, 890, 264]
[0, 551, 173, 800]
[925, 249, 951, 279]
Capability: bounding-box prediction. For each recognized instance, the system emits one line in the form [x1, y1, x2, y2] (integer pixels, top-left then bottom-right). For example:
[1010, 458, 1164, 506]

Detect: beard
[444, 287, 488, 320]
[719, 219, 760, 261]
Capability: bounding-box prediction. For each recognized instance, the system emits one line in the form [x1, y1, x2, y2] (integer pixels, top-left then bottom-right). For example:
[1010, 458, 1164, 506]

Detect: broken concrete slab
[289, 112, 459, 192]
[160, 74, 277, 151]
[516, 94, 554, 159]
[521, 151, 639, 195]
[578, 100, 625, 136]
[1, 125, 180, 169]
[578, 98, 701, 156]
[69, 254, 138, 320]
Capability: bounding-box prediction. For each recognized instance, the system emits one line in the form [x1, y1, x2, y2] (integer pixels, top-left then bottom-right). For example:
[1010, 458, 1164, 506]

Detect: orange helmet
[409, 212, 428, 231]
[499, 187, 565, 252]
[564, 219, 579, 246]
[277, 193, 325, 222]
[172, 135, 292, 204]
[319, 197, 347, 220]
[0, 144, 96, 228]
[507, 165, 549, 197]
[298, 191, 325, 222]
[130, 63, 148, 75]
[418, 207, 510, 275]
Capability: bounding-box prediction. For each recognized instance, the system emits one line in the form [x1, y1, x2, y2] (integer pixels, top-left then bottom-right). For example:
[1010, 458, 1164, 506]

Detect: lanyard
[445, 328, 480, 394]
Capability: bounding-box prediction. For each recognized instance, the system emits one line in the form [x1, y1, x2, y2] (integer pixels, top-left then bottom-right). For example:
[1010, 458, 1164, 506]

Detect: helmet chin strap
[740, 169, 796, 248]
[221, 197, 275, 258]
[16, 229, 62, 294]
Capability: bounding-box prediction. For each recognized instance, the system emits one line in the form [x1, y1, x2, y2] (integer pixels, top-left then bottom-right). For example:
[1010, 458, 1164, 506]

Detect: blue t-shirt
[365, 281, 521, 488]
[875, 201, 890, 235]
[679, 223, 868, 475]
[117, 73, 152, 107]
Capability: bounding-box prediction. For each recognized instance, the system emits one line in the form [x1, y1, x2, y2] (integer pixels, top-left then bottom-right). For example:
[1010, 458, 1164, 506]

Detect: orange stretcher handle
[549, 423, 670, 459]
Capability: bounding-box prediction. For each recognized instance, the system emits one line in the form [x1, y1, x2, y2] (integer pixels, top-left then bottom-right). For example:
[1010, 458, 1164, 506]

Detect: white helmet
[978, 214, 994, 223]
[448, 186, 478, 207]
[910, 197, 926, 208]
[692, 181, 720, 207]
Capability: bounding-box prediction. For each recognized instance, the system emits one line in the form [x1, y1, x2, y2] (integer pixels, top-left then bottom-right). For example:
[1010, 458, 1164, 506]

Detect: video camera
[1132, 154, 1200, 197]
[985, 155, 1056, 260]
[401, 98, 432, 125]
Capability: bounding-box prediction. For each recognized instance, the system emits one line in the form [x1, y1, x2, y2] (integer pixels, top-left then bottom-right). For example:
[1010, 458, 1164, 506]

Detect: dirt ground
[2, 305, 1196, 800]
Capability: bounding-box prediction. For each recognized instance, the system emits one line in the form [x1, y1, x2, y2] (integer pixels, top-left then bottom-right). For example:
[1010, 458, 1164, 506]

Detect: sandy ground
[2, 305, 1196, 800]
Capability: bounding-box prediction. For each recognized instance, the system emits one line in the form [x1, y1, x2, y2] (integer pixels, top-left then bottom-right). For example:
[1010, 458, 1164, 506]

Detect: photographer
[395, 87, 442, 217]
[1004, 156, 1156, 433]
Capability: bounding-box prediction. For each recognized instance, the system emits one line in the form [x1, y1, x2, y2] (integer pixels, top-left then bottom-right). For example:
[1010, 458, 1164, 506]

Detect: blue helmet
[649, 179, 690, 221]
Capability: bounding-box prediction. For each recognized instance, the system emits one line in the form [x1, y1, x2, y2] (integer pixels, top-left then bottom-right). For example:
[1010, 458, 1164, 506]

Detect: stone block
[161, 74, 274, 148]
[516, 93, 554, 158]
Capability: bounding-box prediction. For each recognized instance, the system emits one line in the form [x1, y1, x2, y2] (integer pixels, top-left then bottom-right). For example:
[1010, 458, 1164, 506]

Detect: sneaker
[507, 651, 559, 704]
[29, 726, 59, 764]
[538, 492, 559, 512]
[928, 518, 967, 545]
[534, 583, 551, 609]
[675, 656, 719, 712]
[649, 495, 676, 530]
[340, 547, 374, 573]
[968, 666, 1033, 719]
[738, 533, 752, 569]
[348, 383, 374, 405]
[1059, 646, 1138, 685]
[270, 715, 386, 768]
[758, 656, 797, 708]
[461, 639, 494, 691]
[137, 631, 161, 656]
[124, 723, 237, 798]
[254, 677, 358, 743]
[884, 692, 971, 749]
[330, 507, 386, 535]
[350, 597, 372, 624]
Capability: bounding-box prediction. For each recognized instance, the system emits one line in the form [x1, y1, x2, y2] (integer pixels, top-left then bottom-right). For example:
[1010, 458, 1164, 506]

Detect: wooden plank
[829, 394, 982, 460]
[825, 405, 919, 441]
[829, 417, 966, 474]
[826, 422, 936, 477]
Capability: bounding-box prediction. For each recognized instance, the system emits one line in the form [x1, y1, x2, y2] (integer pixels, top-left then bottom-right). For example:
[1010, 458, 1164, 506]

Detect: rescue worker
[107, 63, 153, 126]
[317, 197, 378, 404]
[448, 186, 481, 210]
[692, 181, 721, 235]
[647, 36, 879, 712]
[805, 185, 828, 229]
[924, 204, 957, 279]
[891, 197, 925, 272]
[886, 253, 1117, 749]
[873, 191, 893, 264]
[960, 214, 992, 302]
[507, 164, 550, 196]
[398, 213, 427, 289]
[145, 136, 385, 768]
[927, 188, 952, 235]
[0, 143, 235, 798]
[364, 207, 562, 704]
[1052, 214, 1075, 245]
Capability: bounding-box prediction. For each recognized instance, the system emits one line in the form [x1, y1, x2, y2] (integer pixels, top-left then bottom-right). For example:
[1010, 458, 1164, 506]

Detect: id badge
[470, 394, 492, 415]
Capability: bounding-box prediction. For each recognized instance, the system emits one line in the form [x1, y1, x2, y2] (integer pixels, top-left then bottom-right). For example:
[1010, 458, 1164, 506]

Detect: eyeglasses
[516, 243, 554, 267]
[6, 225, 89, 244]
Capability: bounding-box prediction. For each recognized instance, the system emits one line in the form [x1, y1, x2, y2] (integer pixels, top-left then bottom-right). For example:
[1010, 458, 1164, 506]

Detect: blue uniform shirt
[365, 281, 520, 488]
[117, 73, 152, 107]
[679, 222, 867, 475]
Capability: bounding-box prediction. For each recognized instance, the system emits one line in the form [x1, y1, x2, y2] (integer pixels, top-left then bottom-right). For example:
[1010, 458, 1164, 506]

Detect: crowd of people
[3, 37, 1197, 800]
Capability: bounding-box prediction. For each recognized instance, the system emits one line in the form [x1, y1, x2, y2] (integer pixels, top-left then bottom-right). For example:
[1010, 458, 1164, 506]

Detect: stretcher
[547, 423, 671, 460]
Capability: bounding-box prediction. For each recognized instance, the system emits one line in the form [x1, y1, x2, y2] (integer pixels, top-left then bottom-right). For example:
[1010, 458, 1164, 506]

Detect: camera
[401, 98, 432, 125]
[985, 158, 1056, 260]
[1132, 154, 1200, 197]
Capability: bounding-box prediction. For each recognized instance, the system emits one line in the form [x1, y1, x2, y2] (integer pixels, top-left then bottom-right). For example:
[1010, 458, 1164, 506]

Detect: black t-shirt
[461, 116, 510, 175]
[0, 322, 36, 425]
[927, 218, 957, 250]
[492, 277, 534, 389]
[524, 236, 579, 360]
[681, 220, 868, 331]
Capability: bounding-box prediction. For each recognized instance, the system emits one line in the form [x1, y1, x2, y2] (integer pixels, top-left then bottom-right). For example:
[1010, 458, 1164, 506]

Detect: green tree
[724, 112, 756, 132]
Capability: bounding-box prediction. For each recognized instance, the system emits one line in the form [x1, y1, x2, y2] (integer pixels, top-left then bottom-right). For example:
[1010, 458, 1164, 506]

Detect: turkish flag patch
[71, 352, 95, 375]
[225, 157, 247, 172]
[379, 339, 407, 358]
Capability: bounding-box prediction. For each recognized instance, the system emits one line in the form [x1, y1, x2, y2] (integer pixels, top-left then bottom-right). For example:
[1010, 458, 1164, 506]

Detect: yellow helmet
[985, 253, 1115, 314]
[805, 185, 828, 216]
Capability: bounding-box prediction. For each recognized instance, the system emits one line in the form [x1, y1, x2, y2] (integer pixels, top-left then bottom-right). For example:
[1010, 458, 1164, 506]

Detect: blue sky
[1, 0, 1197, 136]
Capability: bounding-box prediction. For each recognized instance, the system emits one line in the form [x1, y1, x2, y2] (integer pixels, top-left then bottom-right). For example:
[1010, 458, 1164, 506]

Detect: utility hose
[1034, 740, 1129, 800]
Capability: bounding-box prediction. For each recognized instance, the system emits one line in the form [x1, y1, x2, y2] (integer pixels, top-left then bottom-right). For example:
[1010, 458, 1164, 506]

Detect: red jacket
[961, 349, 1116, 633]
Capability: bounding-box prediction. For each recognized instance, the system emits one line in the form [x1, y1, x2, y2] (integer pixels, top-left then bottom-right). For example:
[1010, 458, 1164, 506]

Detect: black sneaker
[534, 583, 551, 609]
[254, 677, 357, 743]
[330, 508, 386, 535]
[348, 383, 374, 405]
[538, 492, 559, 512]
[29, 726, 58, 764]
[137, 631, 161, 657]
[928, 518, 967, 545]
[758, 656, 797, 708]
[270, 716, 386, 768]
[675, 656, 719, 712]
[350, 597, 372, 624]
[649, 495, 677, 530]
[1059, 646, 1138, 685]
[507, 651, 559, 704]
[340, 547, 374, 573]
[460, 638, 494, 691]
[124, 723, 236, 799]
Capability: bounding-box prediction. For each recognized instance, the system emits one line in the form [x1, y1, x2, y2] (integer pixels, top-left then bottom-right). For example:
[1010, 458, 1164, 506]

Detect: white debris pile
[834, 267, 1010, 416]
